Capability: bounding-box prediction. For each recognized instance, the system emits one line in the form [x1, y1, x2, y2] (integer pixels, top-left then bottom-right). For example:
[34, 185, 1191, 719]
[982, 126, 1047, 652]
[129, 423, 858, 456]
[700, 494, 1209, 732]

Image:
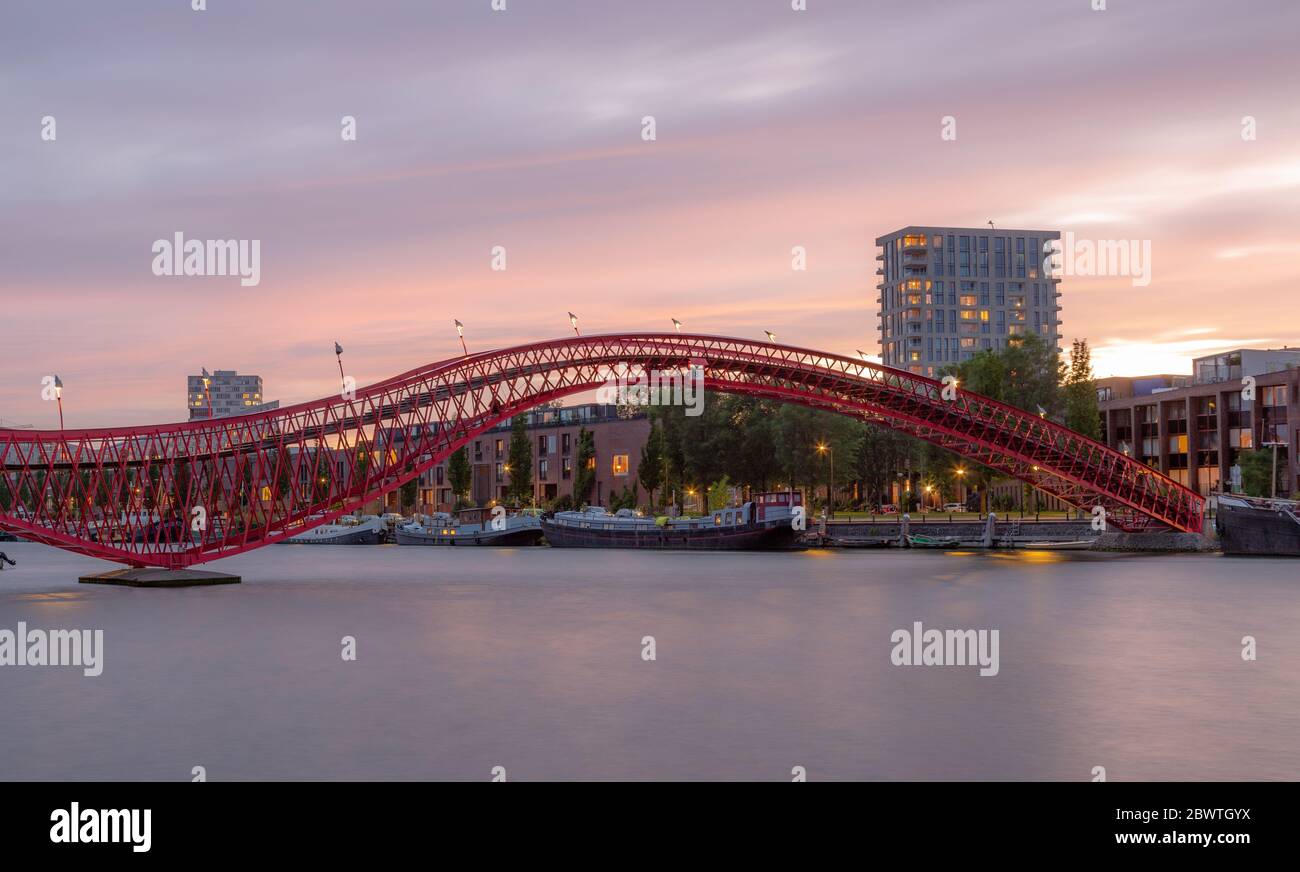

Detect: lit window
[612, 455, 629, 476]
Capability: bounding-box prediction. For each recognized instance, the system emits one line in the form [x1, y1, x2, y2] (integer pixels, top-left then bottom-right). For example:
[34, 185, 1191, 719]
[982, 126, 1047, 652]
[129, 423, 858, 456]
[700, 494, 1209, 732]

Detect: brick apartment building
[402, 403, 651, 512]
[1097, 348, 1299, 497]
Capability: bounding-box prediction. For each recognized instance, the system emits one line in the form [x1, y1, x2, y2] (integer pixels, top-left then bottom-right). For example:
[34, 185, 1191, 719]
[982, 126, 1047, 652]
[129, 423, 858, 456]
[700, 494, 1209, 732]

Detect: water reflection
[1, 542, 1298, 780]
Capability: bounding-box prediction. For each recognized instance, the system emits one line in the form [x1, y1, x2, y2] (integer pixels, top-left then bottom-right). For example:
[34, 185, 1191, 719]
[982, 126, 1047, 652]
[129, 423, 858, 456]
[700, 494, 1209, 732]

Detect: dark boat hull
[279, 528, 380, 545]
[541, 517, 802, 550]
[395, 527, 544, 546]
[1216, 501, 1300, 556]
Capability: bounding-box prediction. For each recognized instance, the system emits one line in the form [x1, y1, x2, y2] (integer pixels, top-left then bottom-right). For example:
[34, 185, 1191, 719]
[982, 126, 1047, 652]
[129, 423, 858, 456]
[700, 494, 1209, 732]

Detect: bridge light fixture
[53, 374, 65, 430]
[454, 319, 468, 356]
[568, 312, 580, 336]
[672, 318, 682, 333]
[764, 331, 776, 343]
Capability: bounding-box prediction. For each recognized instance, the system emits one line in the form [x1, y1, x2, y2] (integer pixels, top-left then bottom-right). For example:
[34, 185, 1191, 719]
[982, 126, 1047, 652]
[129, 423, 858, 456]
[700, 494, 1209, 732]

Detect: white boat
[1017, 539, 1095, 551]
[281, 514, 384, 545]
[395, 508, 543, 546]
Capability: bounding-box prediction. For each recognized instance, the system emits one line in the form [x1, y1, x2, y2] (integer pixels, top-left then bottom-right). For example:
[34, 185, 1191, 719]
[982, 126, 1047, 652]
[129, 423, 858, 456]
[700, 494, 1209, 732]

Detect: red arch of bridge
[0, 334, 1204, 568]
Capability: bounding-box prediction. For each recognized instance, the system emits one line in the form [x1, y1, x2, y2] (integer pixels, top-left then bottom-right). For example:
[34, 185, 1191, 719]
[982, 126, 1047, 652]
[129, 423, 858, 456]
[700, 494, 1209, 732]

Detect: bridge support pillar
[79, 568, 241, 587]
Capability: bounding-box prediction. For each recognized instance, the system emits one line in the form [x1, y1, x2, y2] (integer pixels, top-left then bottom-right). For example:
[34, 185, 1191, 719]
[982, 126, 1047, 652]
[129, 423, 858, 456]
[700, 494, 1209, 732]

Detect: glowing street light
[333, 342, 346, 394]
[671, 318, 682, 333]
[764, 330, 776, 343]
[568, 312, 580, 336]
[454, 319, 468, 356]
[816, 441, 834, 519]
[200, 367, 213, 418]
[54, 374, 64, 430]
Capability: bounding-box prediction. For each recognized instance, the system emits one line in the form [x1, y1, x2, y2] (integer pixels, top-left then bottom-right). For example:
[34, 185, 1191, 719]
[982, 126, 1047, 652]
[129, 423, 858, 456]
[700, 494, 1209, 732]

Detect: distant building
[875, 225, 1063, 376]
[186, 370, 279, 420]
[1097, 348, 1299, 496]
[406, 403, 651, 512]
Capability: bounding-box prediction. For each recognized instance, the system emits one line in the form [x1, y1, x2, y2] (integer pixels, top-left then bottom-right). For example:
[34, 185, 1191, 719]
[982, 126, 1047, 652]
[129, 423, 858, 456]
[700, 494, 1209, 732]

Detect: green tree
[1239, 448, 1278, 497]
[572, 427, 596, 506]
[707, 476, 732, 511]
[945, 332, 1063, 417]
[855, 425, 920, 508]
[447, 446, 472, 505]
[638, 421, 665, 508]
[1064, 338, 1101, 439]
[274, 447, 293, 504]
[608, 483, 639, 512]
[506, 415, 534, 505]
[313, 450, 332, 504]
[400, 461, 418, 513]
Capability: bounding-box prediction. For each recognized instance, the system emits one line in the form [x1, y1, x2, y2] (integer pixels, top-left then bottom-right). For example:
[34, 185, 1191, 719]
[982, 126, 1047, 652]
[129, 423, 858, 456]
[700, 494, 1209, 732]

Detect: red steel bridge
[0, 334, 1205, 568]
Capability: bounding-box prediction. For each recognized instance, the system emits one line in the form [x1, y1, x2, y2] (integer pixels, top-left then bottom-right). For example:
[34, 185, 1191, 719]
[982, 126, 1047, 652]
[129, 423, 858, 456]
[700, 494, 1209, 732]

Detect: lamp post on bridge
[53, 375, 64, 430]
[568, 312, 580, 337]
[454, 320, 468, 356]
[333, 343, 347, 396]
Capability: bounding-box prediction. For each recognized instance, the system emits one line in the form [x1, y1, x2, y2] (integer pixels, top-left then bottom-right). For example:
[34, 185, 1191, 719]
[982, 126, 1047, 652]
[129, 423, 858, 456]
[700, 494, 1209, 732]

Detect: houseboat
[541, 491, 805, 550]
[395, 507, 544, 546]
[1215, 494, 1300, 556]
[281, 514, 384, 545]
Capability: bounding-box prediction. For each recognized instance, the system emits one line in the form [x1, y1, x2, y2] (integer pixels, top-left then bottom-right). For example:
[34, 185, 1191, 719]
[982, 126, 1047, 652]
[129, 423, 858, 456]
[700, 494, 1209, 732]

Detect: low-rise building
[1097, 348, 1298, 496]
[407, 404, 651, 512]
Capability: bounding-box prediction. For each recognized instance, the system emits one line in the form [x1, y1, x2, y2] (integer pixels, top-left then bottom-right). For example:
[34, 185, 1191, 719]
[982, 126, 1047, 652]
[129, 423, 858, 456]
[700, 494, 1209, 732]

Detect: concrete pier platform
[79, 567, 241, 587]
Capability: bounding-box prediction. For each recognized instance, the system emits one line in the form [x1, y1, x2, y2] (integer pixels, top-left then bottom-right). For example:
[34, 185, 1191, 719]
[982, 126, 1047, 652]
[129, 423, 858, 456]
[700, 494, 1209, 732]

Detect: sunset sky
[2, 0, 1298, 427]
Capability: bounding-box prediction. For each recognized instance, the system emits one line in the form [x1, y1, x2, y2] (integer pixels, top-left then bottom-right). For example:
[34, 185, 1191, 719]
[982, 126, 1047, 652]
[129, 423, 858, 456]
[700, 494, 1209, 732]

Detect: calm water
[1, 540, 1297, 781]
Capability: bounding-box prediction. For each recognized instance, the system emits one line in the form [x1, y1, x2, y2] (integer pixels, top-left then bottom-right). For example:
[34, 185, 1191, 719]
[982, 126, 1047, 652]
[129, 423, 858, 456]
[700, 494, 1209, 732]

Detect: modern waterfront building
[186, 370, 279, 420]
[875, 225, 1063, 376]
[1097, 348, 1299, 496]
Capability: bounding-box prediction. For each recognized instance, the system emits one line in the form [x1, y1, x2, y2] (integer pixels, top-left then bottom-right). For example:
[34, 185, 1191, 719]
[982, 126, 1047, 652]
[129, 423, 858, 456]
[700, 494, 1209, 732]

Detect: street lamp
[816, 441, 834, 519]
[333, 342, 347, 395]
[764, 331, 777, 343]
[454, 320, 468, 356]
[53, 374, 64, 431]
[672, 318, 682, 334]
[568, 312, 580, 336]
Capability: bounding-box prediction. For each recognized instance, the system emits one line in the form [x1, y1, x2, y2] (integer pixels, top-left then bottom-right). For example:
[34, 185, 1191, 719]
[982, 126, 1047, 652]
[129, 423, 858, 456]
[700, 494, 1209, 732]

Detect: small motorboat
[831, 537, 893, 549]
[1017, 539, 1095, 551]
[906, 533, 961, 549]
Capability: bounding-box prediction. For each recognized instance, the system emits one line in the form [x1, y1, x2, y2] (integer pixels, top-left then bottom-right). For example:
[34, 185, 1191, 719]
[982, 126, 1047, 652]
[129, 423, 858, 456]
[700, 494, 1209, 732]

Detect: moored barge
[1215, 494, 1300, 556]
[541, 491, 804, 550]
